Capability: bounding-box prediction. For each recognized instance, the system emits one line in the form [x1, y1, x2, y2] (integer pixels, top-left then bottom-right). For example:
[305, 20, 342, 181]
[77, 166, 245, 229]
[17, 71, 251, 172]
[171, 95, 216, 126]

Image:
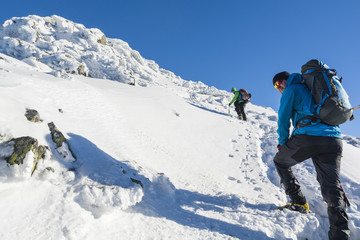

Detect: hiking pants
[273, 134, 350, 240]
[234, 101, 246, 120]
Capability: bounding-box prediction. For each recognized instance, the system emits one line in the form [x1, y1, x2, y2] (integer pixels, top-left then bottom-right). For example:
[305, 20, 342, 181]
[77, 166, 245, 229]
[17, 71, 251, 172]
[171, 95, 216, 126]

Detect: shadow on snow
[55, 133, 279, 239]
[188, 102, 230, 117]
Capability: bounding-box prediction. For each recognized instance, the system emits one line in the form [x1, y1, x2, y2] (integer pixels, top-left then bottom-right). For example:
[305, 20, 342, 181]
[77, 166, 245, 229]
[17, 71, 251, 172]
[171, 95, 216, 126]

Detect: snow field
[0, 14, 359, 239]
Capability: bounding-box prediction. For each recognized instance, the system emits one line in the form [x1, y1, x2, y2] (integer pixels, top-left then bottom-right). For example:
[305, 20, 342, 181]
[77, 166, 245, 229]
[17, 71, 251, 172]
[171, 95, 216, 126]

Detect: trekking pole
[349, 105, 360, 121]
[351, 104, 360, 111]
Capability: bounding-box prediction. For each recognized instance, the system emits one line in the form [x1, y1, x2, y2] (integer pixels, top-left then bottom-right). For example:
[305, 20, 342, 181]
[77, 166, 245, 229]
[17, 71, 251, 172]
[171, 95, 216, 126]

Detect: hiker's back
[280, 73, 342, 139]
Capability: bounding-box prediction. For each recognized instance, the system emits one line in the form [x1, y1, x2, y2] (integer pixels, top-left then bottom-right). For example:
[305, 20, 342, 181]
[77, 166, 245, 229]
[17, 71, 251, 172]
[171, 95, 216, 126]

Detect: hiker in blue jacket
[273, 71, 350, 240]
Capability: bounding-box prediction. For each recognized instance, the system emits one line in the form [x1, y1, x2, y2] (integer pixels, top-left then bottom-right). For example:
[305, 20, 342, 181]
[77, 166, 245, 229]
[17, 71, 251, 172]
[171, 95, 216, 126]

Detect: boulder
[25, 108, 41, 122]
[4, 136, 47, 176]
[6, 136, 38, 165]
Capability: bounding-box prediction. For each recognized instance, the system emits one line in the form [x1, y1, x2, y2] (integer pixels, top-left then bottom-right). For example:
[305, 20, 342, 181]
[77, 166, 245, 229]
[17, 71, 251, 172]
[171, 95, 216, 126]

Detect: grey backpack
[301, 59, 353, 126]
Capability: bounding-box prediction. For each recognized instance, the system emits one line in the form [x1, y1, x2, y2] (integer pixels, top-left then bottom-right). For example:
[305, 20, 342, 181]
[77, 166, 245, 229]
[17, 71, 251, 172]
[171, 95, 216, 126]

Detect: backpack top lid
[239, 89, 248, 94]
[301, 59, 322, 74]
[239, 89, 250, 101]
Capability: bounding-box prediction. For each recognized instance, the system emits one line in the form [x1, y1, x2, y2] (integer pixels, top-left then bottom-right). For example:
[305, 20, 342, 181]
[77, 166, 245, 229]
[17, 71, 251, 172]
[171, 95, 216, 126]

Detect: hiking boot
[279, 202, 309, 214]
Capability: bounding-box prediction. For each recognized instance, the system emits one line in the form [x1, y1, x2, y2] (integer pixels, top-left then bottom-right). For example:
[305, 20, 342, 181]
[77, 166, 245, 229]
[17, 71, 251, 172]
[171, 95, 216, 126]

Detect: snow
[0, 15, 359, 239]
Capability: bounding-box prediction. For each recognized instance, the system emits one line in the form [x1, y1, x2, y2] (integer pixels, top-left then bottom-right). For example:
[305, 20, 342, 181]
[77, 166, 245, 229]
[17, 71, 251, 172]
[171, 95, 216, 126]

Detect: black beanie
[273, 71, 290, 86]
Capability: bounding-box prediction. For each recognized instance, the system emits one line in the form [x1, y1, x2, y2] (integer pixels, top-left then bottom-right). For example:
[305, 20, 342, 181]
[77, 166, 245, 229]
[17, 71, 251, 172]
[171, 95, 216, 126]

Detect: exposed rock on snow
[0, 136, 47, 177]
[5, 137, 45, 165]
[24, 108, 41, 122]
[77, 64, 88, 76]
[48, 122, 76, 162]
[97, 34, 106, 45]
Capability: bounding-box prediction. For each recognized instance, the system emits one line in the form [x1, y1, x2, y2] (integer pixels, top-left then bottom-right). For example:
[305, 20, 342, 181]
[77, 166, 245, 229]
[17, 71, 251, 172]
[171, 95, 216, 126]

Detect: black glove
[277, 144, 282, 150]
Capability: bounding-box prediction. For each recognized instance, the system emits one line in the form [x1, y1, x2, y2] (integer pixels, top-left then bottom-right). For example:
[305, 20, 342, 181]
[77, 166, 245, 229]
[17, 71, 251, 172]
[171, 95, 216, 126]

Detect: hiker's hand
[277, 145, 282, 150]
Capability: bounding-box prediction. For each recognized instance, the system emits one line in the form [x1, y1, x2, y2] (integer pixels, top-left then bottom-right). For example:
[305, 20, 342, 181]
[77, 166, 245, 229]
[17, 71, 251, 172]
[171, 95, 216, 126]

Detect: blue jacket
[277, 73, 342, 146]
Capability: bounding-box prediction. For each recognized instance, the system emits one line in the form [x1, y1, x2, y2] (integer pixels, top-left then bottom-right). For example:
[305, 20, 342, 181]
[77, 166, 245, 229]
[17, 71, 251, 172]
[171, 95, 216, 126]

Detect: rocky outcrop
[3, 136, 47, 176]
[6, 137, 37, 165]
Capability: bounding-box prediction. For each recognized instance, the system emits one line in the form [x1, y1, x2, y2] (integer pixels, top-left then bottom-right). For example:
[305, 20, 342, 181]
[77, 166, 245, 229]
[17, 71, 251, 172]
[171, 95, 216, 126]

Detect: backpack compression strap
[296, 116, 322, 129]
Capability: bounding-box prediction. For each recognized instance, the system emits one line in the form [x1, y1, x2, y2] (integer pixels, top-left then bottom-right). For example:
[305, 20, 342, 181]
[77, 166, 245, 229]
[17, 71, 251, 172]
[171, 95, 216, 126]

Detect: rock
[31, 145, 48, 176]
[34, 145, 47, 161]
[97, 35, 106, 45]
[6, 136, 38, 165]
[77, 64, 87, 76]
[45, 167, 55, 173]
[47, 122, 66, 148]
[48, 122, 76, 161]
[25, 108, 41, 122]
[4, 136, 47, 176]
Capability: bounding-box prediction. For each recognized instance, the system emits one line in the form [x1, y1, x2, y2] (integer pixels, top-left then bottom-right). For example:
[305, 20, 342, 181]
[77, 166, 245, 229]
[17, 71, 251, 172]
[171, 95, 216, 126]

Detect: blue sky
[1, 0, 359, 137]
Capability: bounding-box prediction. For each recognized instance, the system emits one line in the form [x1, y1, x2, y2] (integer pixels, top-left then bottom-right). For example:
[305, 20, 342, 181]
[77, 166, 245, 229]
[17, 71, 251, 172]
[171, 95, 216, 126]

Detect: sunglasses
[274, 80, 283, 89]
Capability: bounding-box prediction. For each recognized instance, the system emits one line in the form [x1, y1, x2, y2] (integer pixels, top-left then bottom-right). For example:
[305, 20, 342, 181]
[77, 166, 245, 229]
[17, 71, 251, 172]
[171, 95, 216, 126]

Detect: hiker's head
[273, 71, 290, 94]
[231, 87, 236, 93]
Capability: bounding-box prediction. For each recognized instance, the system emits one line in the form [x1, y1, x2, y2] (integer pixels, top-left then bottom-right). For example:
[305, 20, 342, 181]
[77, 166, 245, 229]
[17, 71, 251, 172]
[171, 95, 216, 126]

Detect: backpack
[239, 89, 250, 102]
[301, 59, 353, 126]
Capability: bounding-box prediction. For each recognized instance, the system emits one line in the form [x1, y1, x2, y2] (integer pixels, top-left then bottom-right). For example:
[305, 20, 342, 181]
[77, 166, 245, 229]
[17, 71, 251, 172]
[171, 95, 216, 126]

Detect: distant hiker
[229, 88, 251, 121]
[272, 71, 350, 240]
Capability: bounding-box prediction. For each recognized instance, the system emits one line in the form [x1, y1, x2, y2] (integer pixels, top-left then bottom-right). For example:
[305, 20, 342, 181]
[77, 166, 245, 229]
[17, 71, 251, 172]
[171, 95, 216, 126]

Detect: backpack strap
[296, 116, 322, 129]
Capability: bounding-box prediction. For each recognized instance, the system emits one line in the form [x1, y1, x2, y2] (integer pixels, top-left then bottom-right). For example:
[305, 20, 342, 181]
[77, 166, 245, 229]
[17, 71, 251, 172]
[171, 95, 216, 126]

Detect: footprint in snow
[268, 115, 277, 121]
[227, 176, 241, 183]
[228, 176, 236, 181]
[172, 110, 180, 117]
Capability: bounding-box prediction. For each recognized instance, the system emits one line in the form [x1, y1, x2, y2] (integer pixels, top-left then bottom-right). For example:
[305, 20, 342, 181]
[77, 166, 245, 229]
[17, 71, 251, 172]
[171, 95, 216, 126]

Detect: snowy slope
[0, 16, 360, 240]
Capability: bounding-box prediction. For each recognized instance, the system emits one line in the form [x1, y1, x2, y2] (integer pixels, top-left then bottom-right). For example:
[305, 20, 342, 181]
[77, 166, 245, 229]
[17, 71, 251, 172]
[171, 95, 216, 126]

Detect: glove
[277, 144, 282, 150]
[228, 103, 231, 106]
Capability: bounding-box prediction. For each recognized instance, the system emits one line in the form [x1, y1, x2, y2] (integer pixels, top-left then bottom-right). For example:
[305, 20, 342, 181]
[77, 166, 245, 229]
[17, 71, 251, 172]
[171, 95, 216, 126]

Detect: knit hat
[273, 71, 290, 86]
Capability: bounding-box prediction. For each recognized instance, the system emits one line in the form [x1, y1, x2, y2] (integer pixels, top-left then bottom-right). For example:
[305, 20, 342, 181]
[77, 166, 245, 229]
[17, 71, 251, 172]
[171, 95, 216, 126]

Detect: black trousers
[234, 101, 246, 120]
[273, 134, 350, 240]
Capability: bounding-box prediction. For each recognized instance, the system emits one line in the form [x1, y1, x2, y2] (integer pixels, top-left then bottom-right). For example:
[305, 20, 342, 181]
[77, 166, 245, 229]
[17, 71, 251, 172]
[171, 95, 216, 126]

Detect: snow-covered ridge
[0, 15, 228, 97]
[1, 15, 360, 240]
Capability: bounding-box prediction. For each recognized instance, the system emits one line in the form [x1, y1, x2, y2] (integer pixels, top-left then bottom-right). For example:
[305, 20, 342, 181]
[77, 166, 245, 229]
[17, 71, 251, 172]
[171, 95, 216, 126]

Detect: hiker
[272, 71, 350, 240]
[229, 88, 251, 121]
